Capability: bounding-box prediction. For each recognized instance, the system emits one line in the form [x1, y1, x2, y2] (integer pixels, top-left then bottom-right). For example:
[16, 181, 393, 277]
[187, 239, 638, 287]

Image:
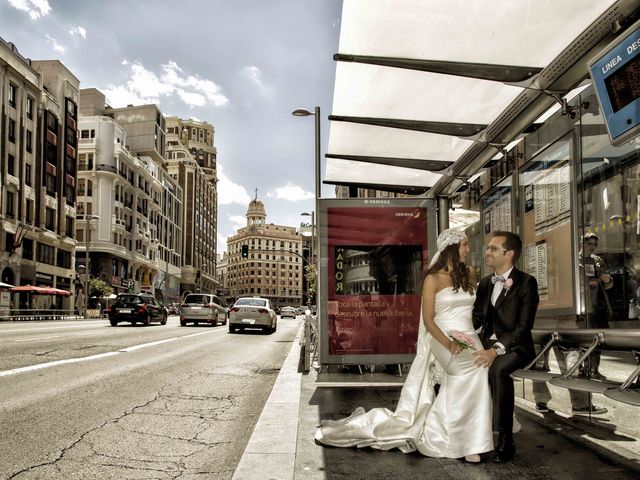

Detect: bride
[315, 229, 493, 462]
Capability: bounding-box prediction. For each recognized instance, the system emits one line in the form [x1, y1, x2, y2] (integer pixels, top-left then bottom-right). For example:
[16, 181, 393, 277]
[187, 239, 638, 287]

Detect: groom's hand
[473, 349, 497, 368]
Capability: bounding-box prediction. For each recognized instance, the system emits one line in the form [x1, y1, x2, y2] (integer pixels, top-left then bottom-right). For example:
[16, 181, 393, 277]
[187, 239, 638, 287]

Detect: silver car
[228, 297, 277, 334]
[280, 306, 297, 318]
[180, 293, 227, 327]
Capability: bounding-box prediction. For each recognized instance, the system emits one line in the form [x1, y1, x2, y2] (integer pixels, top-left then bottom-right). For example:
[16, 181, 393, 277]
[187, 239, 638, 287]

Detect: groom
[472, 231, 539, 463]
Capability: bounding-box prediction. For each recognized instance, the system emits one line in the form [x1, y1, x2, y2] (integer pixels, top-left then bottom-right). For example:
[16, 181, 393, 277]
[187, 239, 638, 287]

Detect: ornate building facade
[227, 196, 303, 309]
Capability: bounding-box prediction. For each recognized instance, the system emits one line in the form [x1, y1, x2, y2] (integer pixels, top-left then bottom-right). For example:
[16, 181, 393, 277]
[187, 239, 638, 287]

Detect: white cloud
[68, 25, 87, 39]
[217, 166, 251, 206]
[217, 233, 228, 255]
[45, 35, 65, 54]
[103, 60, 229, 109]
[241, 65, 273, 95]
[269, 182, 313, 201]
[7, 0, 50, 19]
[228, 215, 247, 230]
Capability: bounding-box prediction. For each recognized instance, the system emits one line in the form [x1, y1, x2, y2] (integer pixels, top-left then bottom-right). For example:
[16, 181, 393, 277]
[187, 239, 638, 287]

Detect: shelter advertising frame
[319, 198, 437, 365]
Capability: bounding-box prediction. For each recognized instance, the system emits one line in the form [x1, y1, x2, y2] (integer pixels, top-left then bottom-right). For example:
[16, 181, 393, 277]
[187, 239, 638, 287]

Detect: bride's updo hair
[425, 231, 474, 294]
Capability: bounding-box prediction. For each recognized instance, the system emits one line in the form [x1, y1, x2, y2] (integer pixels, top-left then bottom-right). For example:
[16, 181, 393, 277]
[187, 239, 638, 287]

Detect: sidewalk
[234, 328, 640, 480]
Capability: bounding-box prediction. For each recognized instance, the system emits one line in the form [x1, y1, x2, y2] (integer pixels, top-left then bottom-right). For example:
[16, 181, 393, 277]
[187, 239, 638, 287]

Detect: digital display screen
[604, 55, 640, 113]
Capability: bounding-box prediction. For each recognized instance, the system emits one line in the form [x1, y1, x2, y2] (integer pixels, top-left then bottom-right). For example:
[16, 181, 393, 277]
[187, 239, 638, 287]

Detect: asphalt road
[0, 315, 302, 479]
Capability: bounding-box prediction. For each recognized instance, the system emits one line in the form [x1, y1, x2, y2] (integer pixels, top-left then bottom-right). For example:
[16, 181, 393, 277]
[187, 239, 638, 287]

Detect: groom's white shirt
[491, 266, 514, 306]
[489, 266, 514, 354]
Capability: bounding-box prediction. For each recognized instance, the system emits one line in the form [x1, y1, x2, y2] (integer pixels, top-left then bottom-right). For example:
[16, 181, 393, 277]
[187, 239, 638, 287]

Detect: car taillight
[104, 307, 111, 314]
[258, 308, 268, 314]
[136, 304, 148, 313]
[229, 307, 239, 312]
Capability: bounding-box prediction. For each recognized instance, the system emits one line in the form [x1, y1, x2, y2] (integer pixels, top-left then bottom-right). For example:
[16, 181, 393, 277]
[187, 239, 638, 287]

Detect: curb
[232, 323, 304, 480]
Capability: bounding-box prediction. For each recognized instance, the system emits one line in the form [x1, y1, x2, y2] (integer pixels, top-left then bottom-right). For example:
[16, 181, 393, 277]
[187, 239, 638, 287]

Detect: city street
[0, 315, 302, 479]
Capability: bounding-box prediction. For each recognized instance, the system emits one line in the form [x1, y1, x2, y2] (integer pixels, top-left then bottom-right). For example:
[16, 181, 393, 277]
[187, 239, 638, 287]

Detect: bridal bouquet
[448, 330, 478, 351]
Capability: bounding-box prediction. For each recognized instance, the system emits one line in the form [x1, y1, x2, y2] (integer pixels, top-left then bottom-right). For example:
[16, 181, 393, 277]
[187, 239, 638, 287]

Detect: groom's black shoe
[493, 433, 516, 463]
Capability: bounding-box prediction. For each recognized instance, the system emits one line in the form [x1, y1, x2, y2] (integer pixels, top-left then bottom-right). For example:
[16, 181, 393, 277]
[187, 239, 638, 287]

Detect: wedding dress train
[315, 287, 494, 458]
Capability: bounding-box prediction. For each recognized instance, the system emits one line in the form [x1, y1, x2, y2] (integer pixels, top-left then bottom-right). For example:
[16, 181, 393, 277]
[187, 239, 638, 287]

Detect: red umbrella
[10, 285, 71, 296]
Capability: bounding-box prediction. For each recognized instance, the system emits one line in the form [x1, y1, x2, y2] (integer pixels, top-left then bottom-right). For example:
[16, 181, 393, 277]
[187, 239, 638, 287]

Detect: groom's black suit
[472, 267, 539, 435]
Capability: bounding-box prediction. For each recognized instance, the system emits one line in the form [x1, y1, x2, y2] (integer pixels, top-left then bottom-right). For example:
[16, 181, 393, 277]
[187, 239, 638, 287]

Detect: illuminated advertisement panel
[319, 198, 436, 364]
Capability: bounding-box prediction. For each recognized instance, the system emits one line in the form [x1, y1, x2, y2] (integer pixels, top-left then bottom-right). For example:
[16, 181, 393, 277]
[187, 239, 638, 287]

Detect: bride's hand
[447, 341, 463, 355]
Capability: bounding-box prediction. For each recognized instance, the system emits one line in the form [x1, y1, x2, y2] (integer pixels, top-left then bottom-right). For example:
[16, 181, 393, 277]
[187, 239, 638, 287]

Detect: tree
[89, 277, 113, 298]
[304, 263, 317, 304]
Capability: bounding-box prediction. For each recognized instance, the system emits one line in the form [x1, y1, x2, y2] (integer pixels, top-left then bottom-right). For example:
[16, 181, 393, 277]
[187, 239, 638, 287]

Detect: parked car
[106, 293, 168, 327]
[228, 297, 277, 334]
[280, 306, 297, 318]
[180, 293, 227, 327]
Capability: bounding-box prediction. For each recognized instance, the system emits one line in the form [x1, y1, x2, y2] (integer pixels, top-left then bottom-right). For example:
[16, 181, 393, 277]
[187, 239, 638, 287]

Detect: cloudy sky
[0, 0, 342, 254]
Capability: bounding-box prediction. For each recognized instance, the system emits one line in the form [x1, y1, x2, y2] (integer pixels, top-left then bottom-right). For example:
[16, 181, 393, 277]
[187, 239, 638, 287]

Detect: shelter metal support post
[437, 197, 449, 233]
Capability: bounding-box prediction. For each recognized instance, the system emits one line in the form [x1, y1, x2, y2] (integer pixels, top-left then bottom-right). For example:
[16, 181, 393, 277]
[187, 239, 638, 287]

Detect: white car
[228, 297, 277, 334]
[280, 306, 297, 318]
[180, 293, 227, 327]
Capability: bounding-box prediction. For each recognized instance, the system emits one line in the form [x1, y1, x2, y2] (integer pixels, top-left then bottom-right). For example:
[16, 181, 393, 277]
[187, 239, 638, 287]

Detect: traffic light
[241, 245, 249, 258]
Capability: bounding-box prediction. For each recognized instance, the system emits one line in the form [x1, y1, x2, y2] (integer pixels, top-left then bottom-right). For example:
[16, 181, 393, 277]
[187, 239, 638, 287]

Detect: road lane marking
[14, 336, 60, 342]
[0, 329, 222, 378]
[0, 325, 106, 334]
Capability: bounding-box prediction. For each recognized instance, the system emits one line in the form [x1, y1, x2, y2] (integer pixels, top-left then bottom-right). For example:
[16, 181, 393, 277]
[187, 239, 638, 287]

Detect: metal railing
[0, 309, 86, 322]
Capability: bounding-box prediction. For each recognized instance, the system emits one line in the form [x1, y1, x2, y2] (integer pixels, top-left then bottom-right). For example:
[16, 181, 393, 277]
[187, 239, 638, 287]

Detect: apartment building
[1, 38, 80, 310]
[165, 117, 217, 295]
[77, 89, 182, 299]
[227, 196, 303, 309]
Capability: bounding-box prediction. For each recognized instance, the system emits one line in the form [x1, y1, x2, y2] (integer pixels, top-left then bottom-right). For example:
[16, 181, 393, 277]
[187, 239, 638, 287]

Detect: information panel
[588, 18, 640, 146]
[519, 139, 574, 313]
[319, 198, 436, 365]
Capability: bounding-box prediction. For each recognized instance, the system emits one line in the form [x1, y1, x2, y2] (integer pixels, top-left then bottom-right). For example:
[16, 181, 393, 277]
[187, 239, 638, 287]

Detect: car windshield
[282, 307, 294, 311]
[115, 295, 143, 305]
[236, 298, 267, 307]
[184, 295, 211, 305]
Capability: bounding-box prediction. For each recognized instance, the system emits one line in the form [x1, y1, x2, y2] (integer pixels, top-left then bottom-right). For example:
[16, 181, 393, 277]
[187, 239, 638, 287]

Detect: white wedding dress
[315, 287, 494, 458]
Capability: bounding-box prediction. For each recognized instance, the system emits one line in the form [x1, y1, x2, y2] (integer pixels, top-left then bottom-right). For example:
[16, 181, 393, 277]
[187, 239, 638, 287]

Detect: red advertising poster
[326, 206, 429, 357]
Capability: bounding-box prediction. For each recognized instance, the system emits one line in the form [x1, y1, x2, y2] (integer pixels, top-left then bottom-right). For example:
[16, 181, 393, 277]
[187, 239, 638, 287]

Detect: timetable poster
[325, 204, 429, 358]
[520, 139, 574, 313]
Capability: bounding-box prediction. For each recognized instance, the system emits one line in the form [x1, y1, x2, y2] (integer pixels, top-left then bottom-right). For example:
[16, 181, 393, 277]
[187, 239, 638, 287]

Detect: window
[25, 164, 32, 186]
[5, 233, 14, 252]
[26, 96, 33, 119]
[45, 174, 56, 196]
[7, 154, 15, 176]
[66, 185, 74, 206]
[8, 118, 16, 143]
[37, 242, 55, 265]
[66, 100, 76, 117]
[25, 199, 32, 224]
[6, 192, 14, 218]
[57, 249, 71, 269]
[8, 83, 16, 108]
[65, 216, 73, 238]
[45, 207, 55, 231]
[26, 129, 32, 153]
[22, 238, 33, 260]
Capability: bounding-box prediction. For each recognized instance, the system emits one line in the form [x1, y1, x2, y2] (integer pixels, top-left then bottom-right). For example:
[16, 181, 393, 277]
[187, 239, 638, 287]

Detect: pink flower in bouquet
[504, 278, 514, 294]
[448, 330, 477, 351]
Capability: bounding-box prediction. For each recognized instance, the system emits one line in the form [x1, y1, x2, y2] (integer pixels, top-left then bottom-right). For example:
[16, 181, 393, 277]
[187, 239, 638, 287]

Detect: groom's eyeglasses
[484, 245, 507, 253]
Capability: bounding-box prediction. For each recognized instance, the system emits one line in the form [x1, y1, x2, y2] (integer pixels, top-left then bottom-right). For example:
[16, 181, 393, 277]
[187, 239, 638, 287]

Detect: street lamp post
[81, 214, 100, 318]
[292, 107, 321, 317]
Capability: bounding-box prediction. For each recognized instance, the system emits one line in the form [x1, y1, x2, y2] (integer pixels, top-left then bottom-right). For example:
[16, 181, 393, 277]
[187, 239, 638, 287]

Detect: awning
[11, 285, 72, 296]
[325, 0, 639, 194]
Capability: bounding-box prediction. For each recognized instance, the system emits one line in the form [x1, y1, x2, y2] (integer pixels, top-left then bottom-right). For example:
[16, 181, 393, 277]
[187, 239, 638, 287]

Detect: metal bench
[512, 329, 640, 407]
[511, 330, 557, 382]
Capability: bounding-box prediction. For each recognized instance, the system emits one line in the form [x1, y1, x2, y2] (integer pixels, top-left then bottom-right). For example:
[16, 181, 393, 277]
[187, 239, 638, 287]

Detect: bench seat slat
[511, 370, 556, 382]
[549, 377, 621, 394]
[603, 388, 640, 406]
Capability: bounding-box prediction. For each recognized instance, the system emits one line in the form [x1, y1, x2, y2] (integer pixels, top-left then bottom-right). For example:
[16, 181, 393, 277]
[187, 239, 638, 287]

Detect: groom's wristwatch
[491, 343, 506, 355]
